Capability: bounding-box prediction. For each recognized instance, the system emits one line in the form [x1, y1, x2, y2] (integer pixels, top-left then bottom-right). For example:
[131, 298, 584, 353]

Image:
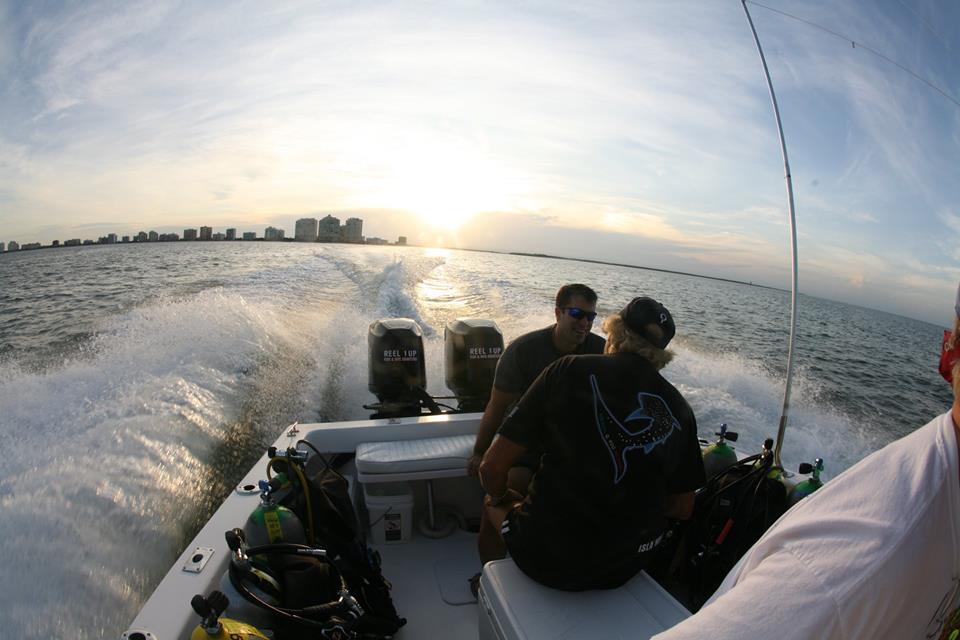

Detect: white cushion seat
[355, 434, 475, 482]
[478, 559, 690, 640]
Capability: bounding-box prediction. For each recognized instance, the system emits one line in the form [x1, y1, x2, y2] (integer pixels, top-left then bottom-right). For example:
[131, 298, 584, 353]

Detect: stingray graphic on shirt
[590, 374, 681, 484]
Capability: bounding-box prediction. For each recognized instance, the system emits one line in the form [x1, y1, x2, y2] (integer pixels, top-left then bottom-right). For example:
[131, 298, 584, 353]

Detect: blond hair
[948, 317, 960, 351]
[602, 314, 673, 370]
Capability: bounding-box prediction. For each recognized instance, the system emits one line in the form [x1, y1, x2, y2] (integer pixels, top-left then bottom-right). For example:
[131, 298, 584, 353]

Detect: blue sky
[0, 0, 957, 324]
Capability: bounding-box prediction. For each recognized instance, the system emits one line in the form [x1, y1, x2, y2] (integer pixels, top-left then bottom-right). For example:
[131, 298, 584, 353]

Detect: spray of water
[0, 245, 923, 638]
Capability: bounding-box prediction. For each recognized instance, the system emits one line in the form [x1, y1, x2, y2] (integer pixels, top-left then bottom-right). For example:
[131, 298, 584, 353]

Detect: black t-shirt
[493, 325, 606, 395]
[498, 352, 705, 588]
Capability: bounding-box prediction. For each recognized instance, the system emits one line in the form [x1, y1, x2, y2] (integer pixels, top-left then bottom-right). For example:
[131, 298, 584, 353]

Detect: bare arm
[468, 388, 520, 475]
[664, 491, 695, 521]
[479, 434, 528, 502]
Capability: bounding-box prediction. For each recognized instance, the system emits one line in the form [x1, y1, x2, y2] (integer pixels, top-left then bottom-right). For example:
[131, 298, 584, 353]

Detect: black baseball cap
[620, 297, 675, 348]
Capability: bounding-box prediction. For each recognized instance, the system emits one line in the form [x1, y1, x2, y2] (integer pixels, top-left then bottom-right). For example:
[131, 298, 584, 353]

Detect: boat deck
[375, 528, 481, 639]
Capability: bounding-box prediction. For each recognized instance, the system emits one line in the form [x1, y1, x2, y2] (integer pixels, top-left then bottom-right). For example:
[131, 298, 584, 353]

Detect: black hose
[228, 549, 357, 630]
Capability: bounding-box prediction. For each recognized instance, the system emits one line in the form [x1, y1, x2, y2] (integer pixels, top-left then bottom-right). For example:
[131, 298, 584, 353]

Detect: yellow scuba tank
[190, 591, 270, 640]
[701, 423, 739, 479]
[243, 479, 306, 547]
[788, 458, 824, 505]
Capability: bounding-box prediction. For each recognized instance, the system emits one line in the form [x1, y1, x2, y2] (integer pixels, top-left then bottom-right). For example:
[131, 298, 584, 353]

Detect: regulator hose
[266, 457, 316, 546]
[228, 541, 361, 630]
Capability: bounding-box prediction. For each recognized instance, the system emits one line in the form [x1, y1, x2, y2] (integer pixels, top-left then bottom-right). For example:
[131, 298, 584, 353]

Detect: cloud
[851, 211, 879, 223]
[2, 0, 958, 324]
[939, 209, 960, 235]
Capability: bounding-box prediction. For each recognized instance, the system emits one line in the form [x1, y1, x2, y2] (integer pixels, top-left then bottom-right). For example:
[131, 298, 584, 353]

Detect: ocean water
[0, 242, 952, 638]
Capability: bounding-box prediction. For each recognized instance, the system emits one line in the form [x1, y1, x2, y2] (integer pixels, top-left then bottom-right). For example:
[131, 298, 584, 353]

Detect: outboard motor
[444, 318, 504, 412]
[368, 318, 430, 418]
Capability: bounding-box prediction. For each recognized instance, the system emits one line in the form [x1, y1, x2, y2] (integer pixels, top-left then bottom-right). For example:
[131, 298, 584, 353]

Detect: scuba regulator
[190, 590, 270, 640]
[788, 457, 824, 505]
[701, 423, 739, 479]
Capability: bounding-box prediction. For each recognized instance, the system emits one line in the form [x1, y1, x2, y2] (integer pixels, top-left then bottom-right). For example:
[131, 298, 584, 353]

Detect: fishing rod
[741, 0, 798, 469]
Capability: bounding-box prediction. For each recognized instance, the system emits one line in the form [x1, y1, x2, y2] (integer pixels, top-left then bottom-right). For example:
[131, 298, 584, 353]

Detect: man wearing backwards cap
[479, 296, 705, 590]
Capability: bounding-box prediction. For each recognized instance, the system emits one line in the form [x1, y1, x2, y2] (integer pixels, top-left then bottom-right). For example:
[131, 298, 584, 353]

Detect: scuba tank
[788, 458, 824, 505]
[701, 423, 739, 479]
[190, 590, 270, 640]
[243, 479, 306, 547]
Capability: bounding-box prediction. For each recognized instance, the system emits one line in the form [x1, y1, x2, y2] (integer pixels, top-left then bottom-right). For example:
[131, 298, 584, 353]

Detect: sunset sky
[1, 0, 957, 323]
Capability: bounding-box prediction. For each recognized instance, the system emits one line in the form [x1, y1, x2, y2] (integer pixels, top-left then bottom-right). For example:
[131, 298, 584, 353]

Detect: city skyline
[0, 215, 407, 249]
[1, 1, 957, 324]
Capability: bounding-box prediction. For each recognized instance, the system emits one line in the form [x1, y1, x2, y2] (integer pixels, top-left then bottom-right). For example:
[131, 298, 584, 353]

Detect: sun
[384, 143, 515, 230]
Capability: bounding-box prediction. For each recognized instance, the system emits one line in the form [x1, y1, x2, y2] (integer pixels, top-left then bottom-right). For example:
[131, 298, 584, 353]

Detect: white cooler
[478, 560, 690, 639]
[363, 481, 414, 544]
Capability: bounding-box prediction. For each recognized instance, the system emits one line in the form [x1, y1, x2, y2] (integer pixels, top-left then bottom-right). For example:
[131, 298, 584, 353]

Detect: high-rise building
[122, 236, 130, 243]
[160, 233, 179, 241]
[148, 230, 158, 242]
[0, 242, 4, 252]
[184, 228, 198, 240]
[398, 236, 407, 245]
[107, 233, 117, 244]
[226, 228, 237, 241]
[295, 218, 319, 242]
[264, 226, 284, 241]
[343, 218, 363, 243]
[65, 238, 81, 246]
[200, 226, 213, 241]
[136, 231, 148, 242]
[242, 231, 256, 240]
[318, 215, 341, 242]
[212, 232, 225, 241]
[7, 241, 19, 251]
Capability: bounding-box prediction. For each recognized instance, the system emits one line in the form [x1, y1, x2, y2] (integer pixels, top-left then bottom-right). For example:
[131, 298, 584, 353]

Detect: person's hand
[467, 453, 483, 476]
[484, 488, 523, 508]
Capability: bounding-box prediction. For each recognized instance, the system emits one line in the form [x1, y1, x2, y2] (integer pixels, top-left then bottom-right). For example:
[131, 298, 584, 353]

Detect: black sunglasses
[563, 307, 597, 322]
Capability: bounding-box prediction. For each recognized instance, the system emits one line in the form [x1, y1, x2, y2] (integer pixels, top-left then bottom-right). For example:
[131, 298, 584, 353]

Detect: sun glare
[384, 144, 515, 230]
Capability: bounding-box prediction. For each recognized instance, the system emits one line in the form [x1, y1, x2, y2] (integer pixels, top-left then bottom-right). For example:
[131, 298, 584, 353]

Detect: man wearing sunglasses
[469, 284, 605, 582]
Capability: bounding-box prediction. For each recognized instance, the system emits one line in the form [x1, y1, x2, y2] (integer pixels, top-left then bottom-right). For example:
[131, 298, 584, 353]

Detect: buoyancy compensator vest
[224, 528, 363, 638]
[672, 438, 788, 611]
[234, 440, 406, 638]
[278, 441, 405, 637]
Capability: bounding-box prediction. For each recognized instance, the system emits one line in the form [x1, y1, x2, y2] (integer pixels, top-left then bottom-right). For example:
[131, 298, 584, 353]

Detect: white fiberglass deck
[375, 528, 482, 639]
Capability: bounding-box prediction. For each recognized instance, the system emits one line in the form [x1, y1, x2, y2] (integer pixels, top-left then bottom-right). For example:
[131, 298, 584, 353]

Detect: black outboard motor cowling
[444, 318, 504, 412]
[368, 318, 428, 418]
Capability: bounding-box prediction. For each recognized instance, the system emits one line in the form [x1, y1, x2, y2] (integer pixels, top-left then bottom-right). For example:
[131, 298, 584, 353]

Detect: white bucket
[363, 482, 414, 544]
